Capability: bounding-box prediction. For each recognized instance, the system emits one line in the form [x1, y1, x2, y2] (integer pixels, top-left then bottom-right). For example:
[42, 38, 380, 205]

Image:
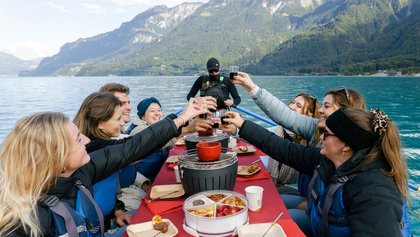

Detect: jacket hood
[132, 116, 149, 128]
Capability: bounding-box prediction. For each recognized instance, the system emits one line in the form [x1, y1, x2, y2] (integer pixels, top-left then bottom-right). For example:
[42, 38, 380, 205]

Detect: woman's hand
[174, 98, 209, 128]
[178, 97, 217, 123]
[219, 123, 237, 135]
[114, 209, 132, 227]
[231, 72, 256, 92]
[220, 111, 245, 129]
[192, 117, 214, 132]
[180, 117, 213, 136]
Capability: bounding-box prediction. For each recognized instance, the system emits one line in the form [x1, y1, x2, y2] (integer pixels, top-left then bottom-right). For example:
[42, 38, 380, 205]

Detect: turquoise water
[0, 76, 419, 234]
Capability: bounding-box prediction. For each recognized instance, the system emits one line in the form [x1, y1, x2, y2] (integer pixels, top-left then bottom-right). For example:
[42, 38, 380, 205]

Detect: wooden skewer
[148, 190, 179, 202]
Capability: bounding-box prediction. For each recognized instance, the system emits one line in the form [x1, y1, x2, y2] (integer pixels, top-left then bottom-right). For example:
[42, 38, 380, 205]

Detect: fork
[262, 212, 284, 237]
[238, 158, 261, 173]
[153, 231, 162, 237]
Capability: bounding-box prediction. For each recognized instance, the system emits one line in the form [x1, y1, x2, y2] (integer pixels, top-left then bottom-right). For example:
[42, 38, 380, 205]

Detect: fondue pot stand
[184, 132, 229, 154]
[178, 152, 238, 197]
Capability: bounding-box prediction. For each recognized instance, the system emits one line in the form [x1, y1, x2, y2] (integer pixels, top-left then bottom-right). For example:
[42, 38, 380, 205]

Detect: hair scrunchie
[370, 108, 389, 136]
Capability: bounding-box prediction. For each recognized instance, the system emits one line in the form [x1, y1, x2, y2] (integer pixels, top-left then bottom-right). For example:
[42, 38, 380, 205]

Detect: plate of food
[150, 184, 185, 200]
[237, 164, 261, 176]
[127, 215, 178, 237]
[166, 155, 179, 163]
[235, 145, 256, 154]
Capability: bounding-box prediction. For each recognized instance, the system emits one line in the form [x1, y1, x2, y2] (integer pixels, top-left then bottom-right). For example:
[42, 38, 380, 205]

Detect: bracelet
[177, 115, 186, 126]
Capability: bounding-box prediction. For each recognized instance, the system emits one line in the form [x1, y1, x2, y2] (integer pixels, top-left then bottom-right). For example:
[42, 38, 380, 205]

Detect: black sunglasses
[209, 69, 220, 73]
[335, 87, 350, 102]
[323, 128, 336, 140]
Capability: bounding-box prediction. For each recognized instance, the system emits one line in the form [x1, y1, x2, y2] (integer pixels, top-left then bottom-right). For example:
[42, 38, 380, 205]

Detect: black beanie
[207, 57, 220, 71]
[326, 108, 375, 151]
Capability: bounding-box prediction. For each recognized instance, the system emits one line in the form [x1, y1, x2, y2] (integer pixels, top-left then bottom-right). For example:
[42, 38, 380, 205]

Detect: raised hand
[196, 96, 217, 112]
[221, 111, 245, 129]
[231, 72, 256, 93]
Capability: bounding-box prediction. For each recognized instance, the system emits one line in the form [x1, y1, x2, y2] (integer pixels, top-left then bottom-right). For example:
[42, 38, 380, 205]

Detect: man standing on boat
[187, 57, 241, 110]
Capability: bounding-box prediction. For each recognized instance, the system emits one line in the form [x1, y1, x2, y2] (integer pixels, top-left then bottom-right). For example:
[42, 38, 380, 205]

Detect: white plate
[235, 145, 256, 154]
[150, 184, 185, 200]
[237, 223, 286, 237]
[166, 155, 179, 163]
[127, 219, 178, 237]
[237, 165, 261, 176]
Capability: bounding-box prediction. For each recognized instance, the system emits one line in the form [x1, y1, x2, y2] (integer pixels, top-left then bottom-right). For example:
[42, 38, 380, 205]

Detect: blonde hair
[73, 92, 122, 140]
[0, 112, 72, 237]
[344, 109, 408, 200]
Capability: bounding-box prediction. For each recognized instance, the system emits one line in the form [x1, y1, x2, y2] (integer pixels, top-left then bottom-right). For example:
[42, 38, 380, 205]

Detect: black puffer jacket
[9, 117, 180, 236]
[239, 120, 403, 237]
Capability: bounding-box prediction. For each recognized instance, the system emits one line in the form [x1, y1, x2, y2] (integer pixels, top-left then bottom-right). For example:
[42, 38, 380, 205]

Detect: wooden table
[125, 139, 304, 236]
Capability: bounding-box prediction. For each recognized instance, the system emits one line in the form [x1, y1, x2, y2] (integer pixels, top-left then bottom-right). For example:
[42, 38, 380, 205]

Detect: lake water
[0, 76, 419, 234]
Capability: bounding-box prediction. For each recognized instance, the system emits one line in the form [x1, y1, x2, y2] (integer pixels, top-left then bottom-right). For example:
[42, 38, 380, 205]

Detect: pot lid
[184, 131, 229, 143]
[178, 152, 237, 170]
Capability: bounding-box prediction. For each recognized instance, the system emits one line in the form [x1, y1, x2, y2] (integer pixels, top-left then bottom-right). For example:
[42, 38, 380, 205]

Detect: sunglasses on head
[323, 128, 336, 140]
[335, 87, 350, 102]
[300, 93, 318, 116]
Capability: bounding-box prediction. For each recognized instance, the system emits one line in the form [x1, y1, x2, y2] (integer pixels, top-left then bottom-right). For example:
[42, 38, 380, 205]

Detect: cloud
[83, 3, 107, 14]
[111, 0, 153, 6]
[46, 1, 71, 14]
[1, 41, 62, 60]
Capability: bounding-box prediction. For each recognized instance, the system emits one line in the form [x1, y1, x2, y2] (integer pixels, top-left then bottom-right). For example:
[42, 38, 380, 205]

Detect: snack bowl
[183, 190, 248, 237]
[184, 194, 215, 209]
[196, 141, 221, 162]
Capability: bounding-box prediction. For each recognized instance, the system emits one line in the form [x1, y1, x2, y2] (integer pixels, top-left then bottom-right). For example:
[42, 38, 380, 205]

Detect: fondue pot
[178, 152, 238, 197]
[183, 190, 248, 237]
[184, 132, 229, 154]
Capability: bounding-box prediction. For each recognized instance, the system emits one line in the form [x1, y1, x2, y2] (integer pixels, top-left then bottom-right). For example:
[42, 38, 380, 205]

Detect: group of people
[220, 71, 411, 236]
[0, 57, 411, 237]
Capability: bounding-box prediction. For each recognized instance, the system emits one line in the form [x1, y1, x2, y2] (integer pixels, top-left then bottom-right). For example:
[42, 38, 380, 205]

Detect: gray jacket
[252, 87, 318, 146]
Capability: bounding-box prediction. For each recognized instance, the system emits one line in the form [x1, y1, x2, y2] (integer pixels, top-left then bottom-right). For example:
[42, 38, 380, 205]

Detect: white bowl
[183, 190, 248, 237]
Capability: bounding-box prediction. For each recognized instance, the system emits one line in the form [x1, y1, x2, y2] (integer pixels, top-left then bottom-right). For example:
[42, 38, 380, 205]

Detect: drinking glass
[229, 66, 239, 80]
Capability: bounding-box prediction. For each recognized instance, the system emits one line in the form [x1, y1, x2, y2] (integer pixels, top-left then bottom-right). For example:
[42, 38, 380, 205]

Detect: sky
[0, 0, 209, 60]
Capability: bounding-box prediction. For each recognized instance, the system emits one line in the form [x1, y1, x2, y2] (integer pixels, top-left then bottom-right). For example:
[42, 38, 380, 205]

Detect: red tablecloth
[124, 140, 304, 237]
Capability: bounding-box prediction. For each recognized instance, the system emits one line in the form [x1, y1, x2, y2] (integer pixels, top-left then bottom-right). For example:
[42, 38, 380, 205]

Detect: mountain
[0, 52, 39, 76]
[249, 0, 420, 75]
[22, 3, 204, 76]
[23, 0, 418, 76]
